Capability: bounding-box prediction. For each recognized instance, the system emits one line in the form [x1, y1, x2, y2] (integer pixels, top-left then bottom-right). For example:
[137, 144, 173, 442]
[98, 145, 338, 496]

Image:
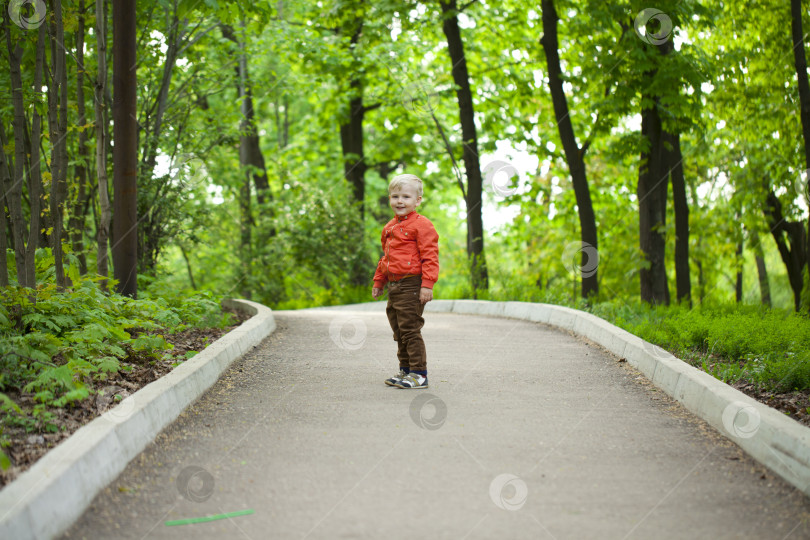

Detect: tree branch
[458, 0, 479, 12]
[429, 110, 467, 200]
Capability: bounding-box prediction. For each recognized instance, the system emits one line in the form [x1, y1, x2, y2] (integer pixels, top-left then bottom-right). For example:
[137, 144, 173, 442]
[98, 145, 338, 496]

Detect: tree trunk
[667, 132, 691, 305]
[440, 0, 488, 293]
[112, 0, 138, 297]
[220, 23, 272, 209]
[283, 96, 289, 149]
[95, 0, 112, 290]
[137, 5, 183, 275]
[180, 244, 196, 290]
[25, 23, 45, 288]
[70, 3, 89, 275]
[340, 79, 367, 218]
[333, 16, 371, 288]
[750, 228, 771, 307]
[4, 19, 31, 287]
[236, 24, 262, 298]
[220, 21, 275, 298]
[139, 9, 179, 181]
[735, 236, 743, 303]
[791, 0, 810, 173]
[0, 126, 11, 287]
[638, 95, 670, 305]
[239, 174, 252, 300]
[48, 0, 69, 290]
[790, 0, 810, 312]
[241, 82, 271, 206]
[763, 188, 806, 311]
[339, 83, 372, 287]
[540, 0, 599, 300]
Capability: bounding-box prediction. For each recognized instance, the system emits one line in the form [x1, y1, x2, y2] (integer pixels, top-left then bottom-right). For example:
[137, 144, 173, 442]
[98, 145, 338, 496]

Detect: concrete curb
[324, 299, 810, 496]
[0, 298, 275, 540]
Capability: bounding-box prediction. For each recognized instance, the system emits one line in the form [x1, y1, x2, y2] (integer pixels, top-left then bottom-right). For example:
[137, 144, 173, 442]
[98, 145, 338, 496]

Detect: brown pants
[386, 275, 427, 372]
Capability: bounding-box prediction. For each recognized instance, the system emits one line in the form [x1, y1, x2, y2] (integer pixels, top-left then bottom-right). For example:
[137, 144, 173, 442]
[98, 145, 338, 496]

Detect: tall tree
[112, 0, 138, 297]
[667, 132, 691, 305]
[638, 90, 670, 305]
[47, 0, 69, 290]
[236, 29, 271, 208]
[540, 0, 599, 300]
[790, 0, 810, 311]
[136, 2, 221, 274]
[25, 21, 45, 289]
[221, 18, 274, 299]
[95, 0, 112, 289]
[636, 25, 691, 306]
[336, 8, 375, 286]
[750, 228, 772, 307]
[69, 1, 90, 275]
[792, 0, 810, 179]
[236, 19, 254, 301]
[439, 0, 488, 293]
[763, 187, 806, 311]
[220, 22, 272, 207]
[707, 0, 806, 310]
[136, 2, 183, 275]
[0, 125, 9, 286]
[3, 13, 32, 287]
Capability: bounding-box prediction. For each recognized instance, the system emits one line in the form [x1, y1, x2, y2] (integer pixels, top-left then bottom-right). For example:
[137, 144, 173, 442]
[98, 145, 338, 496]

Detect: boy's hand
[372, 287, 384, 299]
[419, 287, 433, 304]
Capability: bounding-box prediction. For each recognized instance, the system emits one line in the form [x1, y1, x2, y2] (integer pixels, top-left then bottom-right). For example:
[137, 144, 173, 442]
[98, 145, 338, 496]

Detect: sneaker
[385, 369, 408, 387]
[394, 372, 428, 389]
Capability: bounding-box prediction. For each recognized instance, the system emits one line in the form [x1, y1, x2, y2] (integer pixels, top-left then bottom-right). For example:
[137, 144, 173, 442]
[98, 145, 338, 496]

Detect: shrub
[0, 271, 232, 440]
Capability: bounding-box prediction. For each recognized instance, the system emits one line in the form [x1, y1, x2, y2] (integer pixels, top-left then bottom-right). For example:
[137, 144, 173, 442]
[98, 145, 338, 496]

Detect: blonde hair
[389, 174, 423, 197]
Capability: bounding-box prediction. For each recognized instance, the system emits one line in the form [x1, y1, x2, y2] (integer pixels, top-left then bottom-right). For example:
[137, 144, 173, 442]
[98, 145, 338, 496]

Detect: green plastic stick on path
[165, 508, 255, 526]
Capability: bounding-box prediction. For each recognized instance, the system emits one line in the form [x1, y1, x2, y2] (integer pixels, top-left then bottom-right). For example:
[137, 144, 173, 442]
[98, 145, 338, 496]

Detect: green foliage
[0, 270, 232, 435]
[588, 301, 810, 392]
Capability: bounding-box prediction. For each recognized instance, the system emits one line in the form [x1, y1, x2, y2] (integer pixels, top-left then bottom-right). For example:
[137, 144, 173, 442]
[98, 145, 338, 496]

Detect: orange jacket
[373, 211, 439, 289]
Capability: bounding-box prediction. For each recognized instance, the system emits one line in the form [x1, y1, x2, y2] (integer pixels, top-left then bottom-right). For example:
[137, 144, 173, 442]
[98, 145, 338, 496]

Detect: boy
[372, 174, 439, 389]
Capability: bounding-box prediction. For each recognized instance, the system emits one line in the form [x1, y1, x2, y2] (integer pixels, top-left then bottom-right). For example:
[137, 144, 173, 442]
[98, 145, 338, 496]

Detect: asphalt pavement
[62, 309, 810, 539]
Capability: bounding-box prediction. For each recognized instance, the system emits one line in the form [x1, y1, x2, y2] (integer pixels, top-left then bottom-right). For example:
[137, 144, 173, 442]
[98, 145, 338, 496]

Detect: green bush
[0, 270, 233, 443]
[588, 302, 810, 393]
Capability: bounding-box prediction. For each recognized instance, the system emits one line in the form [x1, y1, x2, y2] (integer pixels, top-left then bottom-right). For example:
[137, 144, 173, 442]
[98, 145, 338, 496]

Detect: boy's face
[389, 182, 421, 217]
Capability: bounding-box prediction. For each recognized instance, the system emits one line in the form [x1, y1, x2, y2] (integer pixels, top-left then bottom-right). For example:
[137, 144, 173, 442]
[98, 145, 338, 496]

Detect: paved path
[62, 309, 810, 539]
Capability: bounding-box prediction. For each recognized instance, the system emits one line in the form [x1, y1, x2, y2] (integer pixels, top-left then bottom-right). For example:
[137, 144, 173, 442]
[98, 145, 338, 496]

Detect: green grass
[585, 301, 810, 392]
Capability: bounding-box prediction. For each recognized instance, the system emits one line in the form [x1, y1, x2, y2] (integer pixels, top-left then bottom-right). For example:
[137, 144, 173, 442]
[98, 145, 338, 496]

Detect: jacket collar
[396, 211, 418, 222]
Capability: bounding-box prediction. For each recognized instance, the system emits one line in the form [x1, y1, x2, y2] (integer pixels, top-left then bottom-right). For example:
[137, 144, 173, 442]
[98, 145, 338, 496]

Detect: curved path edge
[0, 298, 275, 540]
[323, 299, 810, 497]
